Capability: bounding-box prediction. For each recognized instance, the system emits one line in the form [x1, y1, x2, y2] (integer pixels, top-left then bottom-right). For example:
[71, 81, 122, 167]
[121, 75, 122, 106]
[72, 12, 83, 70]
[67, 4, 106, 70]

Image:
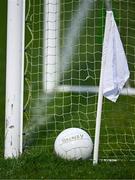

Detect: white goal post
[5, 0, 25, 158]
[5, 0, 135, 163]
[43, 0, 60, 93]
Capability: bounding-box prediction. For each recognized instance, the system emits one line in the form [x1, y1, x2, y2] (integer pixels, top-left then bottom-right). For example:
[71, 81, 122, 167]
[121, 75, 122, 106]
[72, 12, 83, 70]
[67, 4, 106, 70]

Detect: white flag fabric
[102, 11, 130, 102]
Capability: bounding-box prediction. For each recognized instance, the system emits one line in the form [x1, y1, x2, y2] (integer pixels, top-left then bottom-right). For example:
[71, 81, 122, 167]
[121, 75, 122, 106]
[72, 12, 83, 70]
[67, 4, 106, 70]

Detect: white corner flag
[102, 11, 130, 102]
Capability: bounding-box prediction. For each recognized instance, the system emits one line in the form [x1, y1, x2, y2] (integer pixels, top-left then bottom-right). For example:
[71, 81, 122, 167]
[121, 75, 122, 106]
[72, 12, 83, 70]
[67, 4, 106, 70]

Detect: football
[54, 128, 93, 160]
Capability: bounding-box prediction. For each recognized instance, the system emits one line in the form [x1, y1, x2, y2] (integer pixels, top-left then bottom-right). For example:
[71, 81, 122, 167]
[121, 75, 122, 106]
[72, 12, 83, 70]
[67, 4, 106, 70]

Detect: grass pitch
[0, 150, 135, 179]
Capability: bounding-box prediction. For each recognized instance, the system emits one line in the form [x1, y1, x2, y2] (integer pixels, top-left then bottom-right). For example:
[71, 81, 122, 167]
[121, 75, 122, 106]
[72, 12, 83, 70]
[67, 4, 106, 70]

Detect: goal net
[24, 0, 135, 161]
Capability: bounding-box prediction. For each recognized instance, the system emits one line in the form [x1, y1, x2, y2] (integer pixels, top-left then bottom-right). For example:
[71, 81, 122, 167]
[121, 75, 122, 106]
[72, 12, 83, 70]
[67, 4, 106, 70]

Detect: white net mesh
[24, 0, 135, 160]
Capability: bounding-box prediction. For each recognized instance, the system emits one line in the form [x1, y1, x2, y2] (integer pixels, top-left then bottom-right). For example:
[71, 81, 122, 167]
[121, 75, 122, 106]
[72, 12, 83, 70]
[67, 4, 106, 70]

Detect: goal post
[4, 0, 25, 158]
[43, 0, 60, 93]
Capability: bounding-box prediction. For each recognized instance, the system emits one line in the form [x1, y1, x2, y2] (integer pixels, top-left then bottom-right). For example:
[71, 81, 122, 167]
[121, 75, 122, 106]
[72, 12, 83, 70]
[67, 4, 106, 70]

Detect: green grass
[1, 0, 135, 179]
[0, 150, 135, 179]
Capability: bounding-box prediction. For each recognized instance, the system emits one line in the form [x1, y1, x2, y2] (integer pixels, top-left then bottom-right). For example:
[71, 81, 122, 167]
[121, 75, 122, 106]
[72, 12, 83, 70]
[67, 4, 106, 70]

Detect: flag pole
[93, 58, 105, 165]
[105, 0, 112, 11]
[93, 0, 112, 165]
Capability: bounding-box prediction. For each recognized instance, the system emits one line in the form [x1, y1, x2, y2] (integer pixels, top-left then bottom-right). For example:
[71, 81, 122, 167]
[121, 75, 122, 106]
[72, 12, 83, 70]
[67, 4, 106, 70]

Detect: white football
[54, 128, 93, 160]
